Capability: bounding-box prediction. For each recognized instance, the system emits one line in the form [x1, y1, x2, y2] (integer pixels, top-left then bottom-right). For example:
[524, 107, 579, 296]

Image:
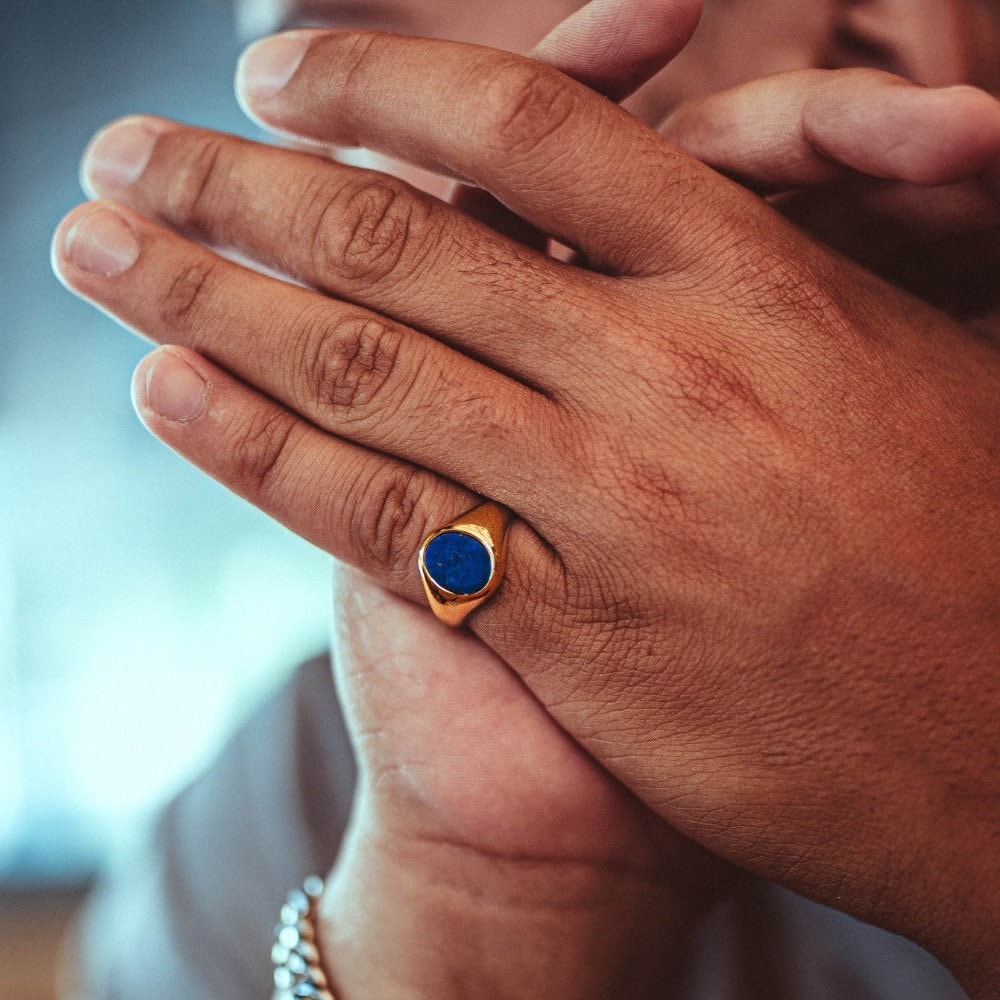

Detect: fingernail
[81, 116, 161, 195]
[64, 206, 140, 276]
[143, 350, 209, 422]
[237, 32, 311, 101]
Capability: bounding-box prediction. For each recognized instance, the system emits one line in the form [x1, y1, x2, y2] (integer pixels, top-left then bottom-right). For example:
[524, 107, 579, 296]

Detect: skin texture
[319, 11, 730, 997]
[261, 0, 1000, 319]
[54, 2, 1000, 997]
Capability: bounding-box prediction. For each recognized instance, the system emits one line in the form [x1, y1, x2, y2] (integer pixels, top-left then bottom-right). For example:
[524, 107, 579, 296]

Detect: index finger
[236, 31, 729, 276]
[446, 0, 703, 249]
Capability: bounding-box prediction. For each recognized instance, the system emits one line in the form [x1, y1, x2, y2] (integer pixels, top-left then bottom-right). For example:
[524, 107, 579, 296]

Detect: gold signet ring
[417, 501, 511, 627]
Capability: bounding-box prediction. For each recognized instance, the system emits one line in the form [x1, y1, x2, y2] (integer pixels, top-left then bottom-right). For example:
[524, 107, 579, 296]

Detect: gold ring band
[418, 501, 511, 627]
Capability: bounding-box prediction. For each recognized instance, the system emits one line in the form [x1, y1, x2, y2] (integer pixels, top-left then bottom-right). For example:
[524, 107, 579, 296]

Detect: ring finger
[130, 344, 561, 628]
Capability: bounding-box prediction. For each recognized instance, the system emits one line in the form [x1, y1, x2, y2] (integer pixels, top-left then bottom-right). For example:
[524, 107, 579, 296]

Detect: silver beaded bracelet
[272, 876, 336, 999]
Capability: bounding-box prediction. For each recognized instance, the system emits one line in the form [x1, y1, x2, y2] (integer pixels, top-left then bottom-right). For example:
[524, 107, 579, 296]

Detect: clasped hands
[53, 2, 1000, 996]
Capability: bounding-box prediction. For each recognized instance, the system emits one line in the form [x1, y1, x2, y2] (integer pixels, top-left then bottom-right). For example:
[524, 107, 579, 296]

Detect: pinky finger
[132, 344, 474, 601]
[132, 346, 564, 644]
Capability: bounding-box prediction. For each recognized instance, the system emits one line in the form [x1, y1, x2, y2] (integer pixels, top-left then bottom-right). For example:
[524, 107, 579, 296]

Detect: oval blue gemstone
[423, 531, 493, 595]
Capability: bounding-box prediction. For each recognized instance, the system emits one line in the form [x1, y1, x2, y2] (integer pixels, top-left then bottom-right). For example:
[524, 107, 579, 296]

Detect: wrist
[958, 964, 1000, 1000]
[935, 885, 1000, 1000]
[882, 805, 1000, 1000]
[318, 820, 710, 1000]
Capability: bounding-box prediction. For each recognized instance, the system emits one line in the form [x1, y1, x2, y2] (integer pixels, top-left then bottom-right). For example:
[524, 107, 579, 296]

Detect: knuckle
[717, 237, 850, 336]
[300, 311, 405, 423]
[477, 58, 580, 160]
[337, 30, 389, 98]
[160, 257, 222, 333]
[666, 338, 778, 427]
[317, 175, 428, 287]
[164, 132, 232, 230]
[349, 464, 437, 576]
[228, 407, 299, 498]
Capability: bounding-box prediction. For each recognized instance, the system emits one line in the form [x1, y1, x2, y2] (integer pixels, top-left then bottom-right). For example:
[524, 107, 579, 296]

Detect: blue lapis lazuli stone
[424, 531, 493, 595]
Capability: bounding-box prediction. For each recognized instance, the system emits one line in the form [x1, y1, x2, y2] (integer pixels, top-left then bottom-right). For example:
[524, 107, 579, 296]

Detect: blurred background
[1, 2, 331, 996]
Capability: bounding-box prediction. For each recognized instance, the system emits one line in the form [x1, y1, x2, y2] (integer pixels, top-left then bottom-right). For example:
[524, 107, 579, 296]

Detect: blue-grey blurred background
[0, 0, 330, 908]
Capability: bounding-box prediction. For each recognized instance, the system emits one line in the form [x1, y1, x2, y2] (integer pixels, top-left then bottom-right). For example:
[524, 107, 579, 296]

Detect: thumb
[329, 560, 514, 770]
[328, 562, 671, 859]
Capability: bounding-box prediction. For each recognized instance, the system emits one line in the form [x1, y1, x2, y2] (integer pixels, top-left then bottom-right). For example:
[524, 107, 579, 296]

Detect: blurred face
[237, 0, 1000, 125]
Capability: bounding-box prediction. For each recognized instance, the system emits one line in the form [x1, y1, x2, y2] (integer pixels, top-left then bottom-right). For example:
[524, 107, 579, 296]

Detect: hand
[461, 2, 1000, 320]
[321, 14, 725, 998]
[467, 0, 1000, 320]
[54, 29, 1000, 996]
[656, 68, 1000, 316]
[321, 564, 723, 999]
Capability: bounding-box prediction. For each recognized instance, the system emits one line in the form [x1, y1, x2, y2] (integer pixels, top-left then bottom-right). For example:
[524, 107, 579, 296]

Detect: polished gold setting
[418, 501, 512, 627]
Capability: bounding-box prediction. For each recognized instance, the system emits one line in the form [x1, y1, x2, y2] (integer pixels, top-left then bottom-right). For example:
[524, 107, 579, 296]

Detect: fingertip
[628, 0, 704, 45]
[233, 66, 309, 144]
[236, 30, 313, 102]
[936, 85, 1000, 168]
[52, 201, 141, 282]
[79, 115, 169, 199]
[532, 0, 703, 102]
[235, 29, 328, 132]
[130, 351, 154, 423]
[50, 213, 75, 290]
[889, 86, 1000, 185]
[132, 346, 211, 426]
[809, 75, 1000, 186]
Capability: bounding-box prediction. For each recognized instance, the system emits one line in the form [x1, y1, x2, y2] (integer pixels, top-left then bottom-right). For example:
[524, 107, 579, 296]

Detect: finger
[447, 0, 702, 256]
[131, 343, 561, 626]
[329, 563, 540, 832]
[531, 0, 702, 103]
[236, 31, 719, 275]
[52, 200, 567, 509]
[662, 69, 1000, 194]
[80, 117, 599, 386]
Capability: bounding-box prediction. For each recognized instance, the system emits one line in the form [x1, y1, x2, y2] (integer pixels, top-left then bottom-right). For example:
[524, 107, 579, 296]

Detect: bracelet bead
[273, 877, 334, 1000]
